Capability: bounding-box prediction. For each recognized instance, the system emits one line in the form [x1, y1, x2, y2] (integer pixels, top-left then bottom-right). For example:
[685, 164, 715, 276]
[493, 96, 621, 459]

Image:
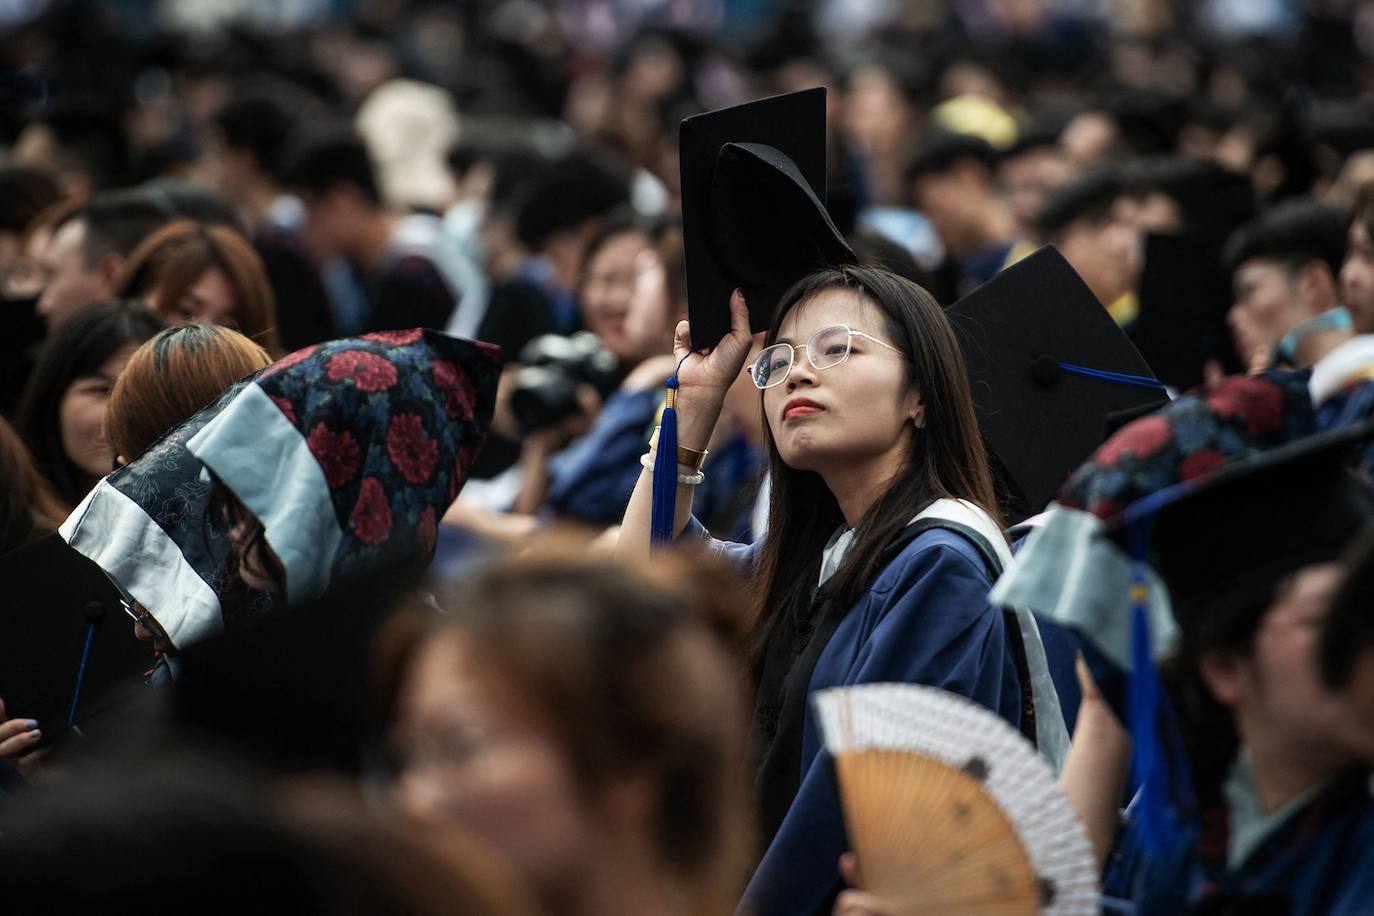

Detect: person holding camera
[510, 220, 765, 535]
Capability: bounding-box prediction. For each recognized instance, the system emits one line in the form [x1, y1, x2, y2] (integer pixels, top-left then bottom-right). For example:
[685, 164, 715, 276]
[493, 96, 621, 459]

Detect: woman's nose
[785, 355, 819, 389]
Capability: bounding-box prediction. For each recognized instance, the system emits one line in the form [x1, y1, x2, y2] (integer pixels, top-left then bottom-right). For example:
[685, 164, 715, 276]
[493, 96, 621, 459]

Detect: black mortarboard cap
[680, 88, 855, 348]
[1322, 519, 1374, 687]
[1130, 233, 1243, 391]
[948, 246, 1169, 518]
[1110, 421, 1374, 630]
[0, 534, 149, 744]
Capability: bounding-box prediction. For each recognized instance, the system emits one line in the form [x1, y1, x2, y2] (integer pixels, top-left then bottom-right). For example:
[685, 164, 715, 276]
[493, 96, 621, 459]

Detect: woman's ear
[909, 395, 926, 429]
[1198, 651, 1248, 709]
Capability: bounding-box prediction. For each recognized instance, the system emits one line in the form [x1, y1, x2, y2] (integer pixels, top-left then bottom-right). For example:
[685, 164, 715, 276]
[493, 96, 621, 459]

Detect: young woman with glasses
[617, 265, 1053, 916]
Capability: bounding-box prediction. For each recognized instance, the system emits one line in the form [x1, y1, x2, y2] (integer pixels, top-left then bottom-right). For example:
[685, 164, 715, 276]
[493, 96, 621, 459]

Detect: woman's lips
[782, 398, 824, 422]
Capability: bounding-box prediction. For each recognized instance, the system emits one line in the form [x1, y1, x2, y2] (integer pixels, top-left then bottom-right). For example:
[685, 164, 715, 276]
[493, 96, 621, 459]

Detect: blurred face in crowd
[913, 163, 991, 256]
[579, 229, 651, 362]
[1229, 258, 1334, 366]
[151, 267, 238, 326]
[1341, 217, 1374, 334]
[763, 290, 919, 476]
[1054, 199, 1142, 308]
[59, 344, 135, 484]
[1131, 192, 1185, 236]
[1060, 111, 1118, 170]
[3, 222, 54, 301]
[1201, 564, 1374, 777]
[393, 632, 598, 910]
[298, 186, 368, 262]
[843, 67, 914, 157]
[37, 218, 115, 329]
[998, 146, 1073, 233]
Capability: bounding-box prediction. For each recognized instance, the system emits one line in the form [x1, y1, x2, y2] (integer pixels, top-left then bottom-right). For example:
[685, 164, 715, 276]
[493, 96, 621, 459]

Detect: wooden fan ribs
[816, 684, 1101, 915]
[836, 748, 1039, 914]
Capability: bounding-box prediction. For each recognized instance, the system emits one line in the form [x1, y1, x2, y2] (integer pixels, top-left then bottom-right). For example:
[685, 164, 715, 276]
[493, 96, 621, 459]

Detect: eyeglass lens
[750, 326, 853, 389]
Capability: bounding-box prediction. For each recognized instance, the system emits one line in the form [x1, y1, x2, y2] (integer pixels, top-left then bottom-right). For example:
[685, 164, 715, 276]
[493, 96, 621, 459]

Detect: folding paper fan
[813, 683, 1099, 915]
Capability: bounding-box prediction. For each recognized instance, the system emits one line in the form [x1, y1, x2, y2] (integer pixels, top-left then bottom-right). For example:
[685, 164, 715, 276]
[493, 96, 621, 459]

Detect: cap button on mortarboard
[82, 600, 105, 622]
[1032, 355, 1062, 387]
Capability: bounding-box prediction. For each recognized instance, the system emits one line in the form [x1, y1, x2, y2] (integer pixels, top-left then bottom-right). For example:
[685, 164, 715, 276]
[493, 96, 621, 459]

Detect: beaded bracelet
[640, 452, 705, 485]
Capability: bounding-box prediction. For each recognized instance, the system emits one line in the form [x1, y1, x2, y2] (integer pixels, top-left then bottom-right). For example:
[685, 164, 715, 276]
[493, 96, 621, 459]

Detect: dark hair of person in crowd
[0, 751, 541, 916]
[847, 227, 933, 288]
[19, 101, 129, 193]
[1222, 198, 1349, 277]
[114, 220, 280, 352]
[15, 300, 165, 508]
[747, 266, 1000, 660]
[214, 86, 302, 183]
[903, 130, 996, 184]
[0, 165, 62, 238]
[140, 179, 249, 234]
[1126, 156, 1258, 244]
[105, 324, 272, 464]
[1034, 167, 1130, 241]
[55, 190, 172, 265]
[513, 148, 631, 252]
[383, 547, 754, 916]
[0, 415, 66, 555]
[279, 130, 383, 206]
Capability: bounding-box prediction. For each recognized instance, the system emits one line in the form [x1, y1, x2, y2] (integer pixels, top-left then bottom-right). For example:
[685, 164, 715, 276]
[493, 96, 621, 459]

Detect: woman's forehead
[779, 288, 881, 337]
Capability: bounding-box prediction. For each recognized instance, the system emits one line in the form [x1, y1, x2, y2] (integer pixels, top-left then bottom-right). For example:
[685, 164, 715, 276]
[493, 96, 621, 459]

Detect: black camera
[510, 332, 621, 436]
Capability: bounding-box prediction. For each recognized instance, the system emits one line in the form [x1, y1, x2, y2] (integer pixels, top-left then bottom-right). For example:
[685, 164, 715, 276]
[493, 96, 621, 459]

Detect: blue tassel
[650, 371, 682, 549]
[1128, 582, 1169, 859]
[1125, 517, 1197, 865]
[69, 621, 96, 728]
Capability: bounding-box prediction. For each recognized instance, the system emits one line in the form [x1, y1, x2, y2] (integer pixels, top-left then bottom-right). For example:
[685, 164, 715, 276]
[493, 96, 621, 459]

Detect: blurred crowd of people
[2, 0, 1374, 914]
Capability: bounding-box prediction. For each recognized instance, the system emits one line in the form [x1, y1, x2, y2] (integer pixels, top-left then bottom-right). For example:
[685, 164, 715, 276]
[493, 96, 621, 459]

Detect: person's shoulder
[870, 527, 992, 595]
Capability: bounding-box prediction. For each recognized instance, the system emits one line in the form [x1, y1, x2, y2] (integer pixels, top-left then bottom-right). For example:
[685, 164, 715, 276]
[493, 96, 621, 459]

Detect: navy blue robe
[1106, 769, 1374, 915]
[696, 523, 1025, 916]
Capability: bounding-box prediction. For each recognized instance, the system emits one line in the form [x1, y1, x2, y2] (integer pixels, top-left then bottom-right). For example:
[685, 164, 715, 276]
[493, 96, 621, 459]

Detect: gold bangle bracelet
[649, 427, 709, 471]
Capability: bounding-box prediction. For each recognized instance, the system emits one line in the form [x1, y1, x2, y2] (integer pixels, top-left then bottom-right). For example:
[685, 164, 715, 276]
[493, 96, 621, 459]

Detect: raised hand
[671, 289, 755, 398]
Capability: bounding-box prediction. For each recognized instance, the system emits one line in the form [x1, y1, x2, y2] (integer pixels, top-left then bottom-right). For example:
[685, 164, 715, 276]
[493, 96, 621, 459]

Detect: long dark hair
[15, 299, 165, 508]
[746, 265, 1000, 662]
[1162, 580, 1280, 813]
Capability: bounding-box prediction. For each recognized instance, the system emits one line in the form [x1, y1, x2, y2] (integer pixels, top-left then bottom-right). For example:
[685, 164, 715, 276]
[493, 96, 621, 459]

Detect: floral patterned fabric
[240, 328, 500, 582]
[1056, 370, 1317, 522]
[63, 329, 500, 644]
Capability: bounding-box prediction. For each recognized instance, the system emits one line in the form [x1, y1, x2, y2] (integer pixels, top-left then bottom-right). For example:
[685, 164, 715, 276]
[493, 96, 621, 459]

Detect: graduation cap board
[0, 534, 151, 744]
[948, 246, 1169, 518]
[1130, 233, 1243, 391]
[680, 88, 856, 349]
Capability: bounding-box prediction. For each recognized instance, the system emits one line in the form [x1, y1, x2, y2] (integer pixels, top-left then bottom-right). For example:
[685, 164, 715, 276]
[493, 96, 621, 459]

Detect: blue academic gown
[695, 523, 1025, 916]
[548, 388, 764, 535]
[1106, 769, 1374, 915]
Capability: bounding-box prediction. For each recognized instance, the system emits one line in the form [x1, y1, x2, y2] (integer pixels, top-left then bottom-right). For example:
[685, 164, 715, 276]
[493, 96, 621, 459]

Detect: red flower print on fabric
[387, 414, 438, 484]
[351, 477, 392, 544]
[1178, 449, 1226, 481]
[327, 350, 398, 393]
[431, 359, 477, 419]
[269, 396, 297, 426]
[450, 444, 482, 502]
[263, 345, 317, 377]
[417, 505, 437, 556]
[361, 329, 423, 346]
[1206, 377, 1283, 436]
[1095, 415, 1173, 467]
[1088, 498, 1119, 521]
[307, 422, 362, 487]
